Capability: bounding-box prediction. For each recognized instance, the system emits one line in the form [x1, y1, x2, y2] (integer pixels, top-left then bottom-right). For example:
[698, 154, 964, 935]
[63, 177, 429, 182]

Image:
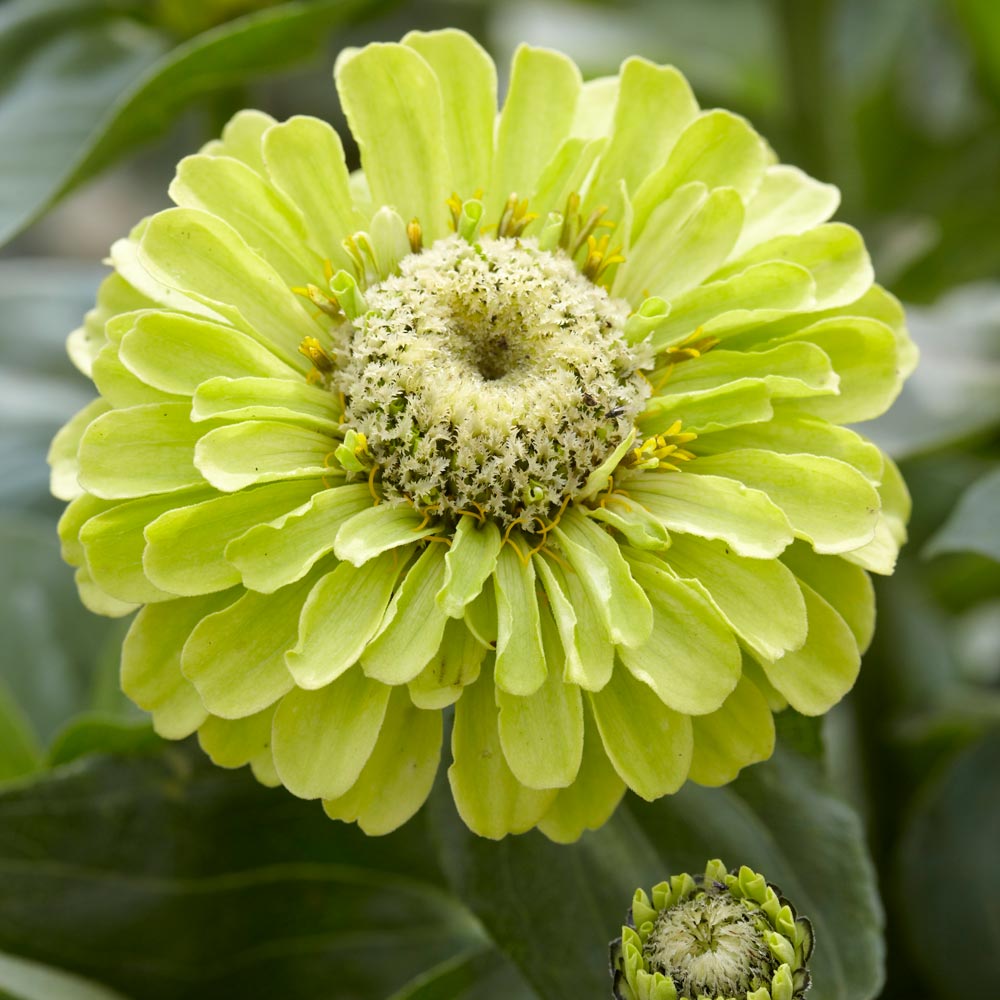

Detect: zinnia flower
[50, 30, 915, 840]
[610, 860, 814, 1000]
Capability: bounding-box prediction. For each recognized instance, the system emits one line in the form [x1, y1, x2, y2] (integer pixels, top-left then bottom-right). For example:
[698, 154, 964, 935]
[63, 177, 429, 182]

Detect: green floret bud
[610, 860, 813, 1000]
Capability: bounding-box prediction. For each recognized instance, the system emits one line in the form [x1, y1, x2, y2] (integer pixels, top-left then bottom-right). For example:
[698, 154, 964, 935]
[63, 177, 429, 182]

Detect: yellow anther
[581, 233, 626, 283]
[299, 336, 335, 376]
[407, 218, 423, 254]
[496, 193, 538, 238]
[447, 192, 464, 231]
[323, 259, 335, 282]
[292, 285, 341, 319]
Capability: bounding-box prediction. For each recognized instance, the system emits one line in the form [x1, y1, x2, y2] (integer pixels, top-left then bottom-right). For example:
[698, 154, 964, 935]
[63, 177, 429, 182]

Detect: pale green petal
[589, 666, 693, 800]
[78, 402, 210, 499]
[67, 272, 151, 376]
[655, 341, 837, 401]
[437, 515, 502, 617]
[262, 115, 366, 270]
[626, 471, 794, 559]
[403, 29, 496, 198]
[73, 565, 138, 618]
[571, 75, 618, 138]
[191, 377, 340, 432]
[780, 540, 875, 651]
[198, 706, 274, 768]
[463, 582, 498, 647]
[210, 109, 275, 173]
[182, 571, 321, 717]
[226, 484, 370, 593]
[194, 420, 333, 492]
[588, 58, 697, 211]
[119, 312, 296, 396]
[842, 454, 909, 575]
[496, 607, 583, 789]
[121, 594, 234, 738]
[771, 316, 901, 423]
[272, 668, 391, 800]
[712, 223, 873, 311]
[639, 380, 773, 436]
[408, 617, 485, 709]
[529, 136, 606, 226]
[688, 676, 775, 786]
[80, 489, 209, 603]
[334, 503, 438, 566]
[322, 686, 442, 835]
[286, 551, 404, 690]
[632, 110, 767, 238]
[493, 537, 546, 696]
[169, 153, 324, 286]
[617, 186, 743, 304]
[734, 164, 840, 257]
[143, 479, 320, 596]
[489, 44, 581, 219]
[448, 661, 557, 839]
[585, 499, 670, 551]
[91, 344, 181, 409]
[551, 506, 653, 649]
[250, 753, 281, 787]
[537, 706, 626, 844]
[621, 553, 741, 714]
[698, 414, 884, 483]
[58, 493, 113, 568]
[137, 208, 317, 369]
[48, 398, 109, 501]
[336, 43, 451, 241]
[755, 583, 860, 715]
[361, 542, 449, 684]
[644, 261, 816, 352]
[688, 450, 879, 554]
[665, 535, 808, 661]
[534, 552, 615, 691]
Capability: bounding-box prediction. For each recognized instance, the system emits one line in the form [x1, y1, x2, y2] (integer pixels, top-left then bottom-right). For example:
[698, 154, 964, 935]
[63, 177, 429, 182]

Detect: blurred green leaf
[0, 743, 501, 1000]
[46, 715, 159, 767]
[0, 681, 41, 785]
[0, 0, 385, 247]
[897, 728, 1000, 998]
[0, 949, 128, 1000]
[388, 948, 535, 1000]
[866, 284, 1000, 459]
[925, 465, 1000, 562]
[430, 742, 885, 1000]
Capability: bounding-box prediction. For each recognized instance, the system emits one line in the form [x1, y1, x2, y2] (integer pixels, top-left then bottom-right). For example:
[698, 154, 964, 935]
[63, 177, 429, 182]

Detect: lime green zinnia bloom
[610, 860, 814, 1000]
[49, 30, 915, 840]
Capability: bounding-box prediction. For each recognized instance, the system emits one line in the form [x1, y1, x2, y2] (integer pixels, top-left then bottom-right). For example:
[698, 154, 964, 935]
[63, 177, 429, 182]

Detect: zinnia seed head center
[338, 235, 648, 526]
[644, 892, 777, 998]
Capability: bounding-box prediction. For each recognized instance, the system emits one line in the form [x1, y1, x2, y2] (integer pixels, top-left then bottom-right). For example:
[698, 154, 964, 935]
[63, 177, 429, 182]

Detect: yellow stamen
[407, 218, 423, 254]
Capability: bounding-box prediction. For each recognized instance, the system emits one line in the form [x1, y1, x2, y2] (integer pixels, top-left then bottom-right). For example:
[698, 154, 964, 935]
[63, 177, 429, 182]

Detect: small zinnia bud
[610, 860, 814, 1000]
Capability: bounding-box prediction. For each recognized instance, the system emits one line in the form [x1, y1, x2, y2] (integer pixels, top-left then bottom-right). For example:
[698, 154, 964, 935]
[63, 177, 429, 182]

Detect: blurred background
[0, 1, 998, 998]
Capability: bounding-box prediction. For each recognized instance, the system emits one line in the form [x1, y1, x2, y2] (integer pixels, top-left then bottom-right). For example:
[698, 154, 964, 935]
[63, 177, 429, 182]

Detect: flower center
[338, 235, 647, 526]
[644, 892, 777, 998]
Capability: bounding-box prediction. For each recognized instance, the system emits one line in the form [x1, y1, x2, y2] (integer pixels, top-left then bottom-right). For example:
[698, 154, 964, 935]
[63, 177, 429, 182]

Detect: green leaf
[897, 730, 1000, 998]
[925, 465, 1000, 563]
[0, 679, 42, 785]
[0, 949, 128, 1000]
[0, 0, 383, 247]
[46, 715, 159, 768]
[431, 742, 884, 1000]
[0, 743, 488, 1000]
[388, 947, 534, 1000]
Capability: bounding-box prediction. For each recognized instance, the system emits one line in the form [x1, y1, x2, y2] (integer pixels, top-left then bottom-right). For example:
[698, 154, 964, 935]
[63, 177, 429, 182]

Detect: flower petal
[143, 479, 321, 595]
[194, 420, 333, 492]
[589, 666, 693, 801]
[551, 506, 653, 649]
[640, 380, 774, 436]
[493, 538, 547, 696]
[335, 43, 452, 241]
[436, 515, 503, 617]
[181, 570, 322, 717]
[121, 594, 235, 738]
[361, 542, 449, 684]
[91, 343, 181, 409]
[322, 686, 442, 836]
[191, 376, 340, 432]
[198, 706, 274, 769]
[688, 676, 775, 786]
[48, 398, 109, 501]
[403, 29, 496, 199]
[537, 706, 626, 844]
[664, 535, 807, 661]
[262, 115, 366, 270]
[489, 44, 581, 218]
[408, 617, 486, 709]
[687, 450, 880, 554]
[627, 471, 794, 559]
[496, 607, 584, 789]
[620, 553, 742, 714]
[285, 551, 404, 690]
[334, 503, 438, 566]
[754, 582, 860, 716]
[272, 668, 391, 800]
[207, 109, 275, 173]
[225, 484, 371, 593]
[448, 661, 557, 840]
